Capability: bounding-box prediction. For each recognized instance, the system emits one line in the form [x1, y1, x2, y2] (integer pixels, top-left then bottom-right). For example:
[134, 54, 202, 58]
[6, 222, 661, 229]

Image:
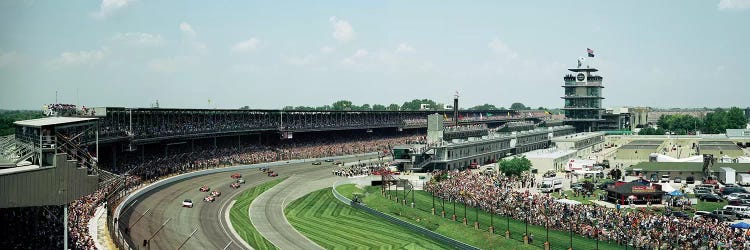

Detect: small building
[606, 181, 666, 205]
[551, 132, 605, 159]
[517, 148, 578, 173]
[625, 162, 750, 182]
[615, 140, 664, 161]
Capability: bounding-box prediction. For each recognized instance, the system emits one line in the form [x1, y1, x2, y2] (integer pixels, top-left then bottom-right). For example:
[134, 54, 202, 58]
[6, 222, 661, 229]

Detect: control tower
[562, 67, 605, 132]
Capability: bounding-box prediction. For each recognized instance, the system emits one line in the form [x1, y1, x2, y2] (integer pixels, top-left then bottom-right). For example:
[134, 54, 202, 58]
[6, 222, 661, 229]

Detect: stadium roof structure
[13, 117, 98, 128]
[520, 148, 577, 159]
[627, 140, 664, 145]
[627, 162, 750, 172]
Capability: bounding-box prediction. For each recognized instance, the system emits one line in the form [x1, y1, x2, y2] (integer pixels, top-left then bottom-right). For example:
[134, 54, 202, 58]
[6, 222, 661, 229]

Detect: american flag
[587, 48, 595, 57]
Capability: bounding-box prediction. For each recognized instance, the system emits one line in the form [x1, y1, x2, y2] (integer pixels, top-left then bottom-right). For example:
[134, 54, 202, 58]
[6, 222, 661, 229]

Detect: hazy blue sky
[1, 0, 749, 110]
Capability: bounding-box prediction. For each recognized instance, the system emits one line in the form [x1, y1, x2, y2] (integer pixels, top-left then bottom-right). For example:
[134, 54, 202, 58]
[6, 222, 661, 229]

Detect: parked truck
[718, 167, 737, 185]
[737, 173, 750, 186]
[540, 177, 564, 193]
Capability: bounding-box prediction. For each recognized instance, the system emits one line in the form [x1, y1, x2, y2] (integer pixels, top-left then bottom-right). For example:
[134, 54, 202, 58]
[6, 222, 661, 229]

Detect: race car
[312, 161, 322, 165]
[237, 178, 245, 184]
[211, 191, 221, 197]
[324, 159, 335, 162]
[199, 186, 210, 192]
[230, 182, 241, 189]
[260, 167, 269, 172]
[182, 199, 193, 208]
[204, 196, 215, 202]
[231, 173, 242, 179]
[267, 171, 278, 177]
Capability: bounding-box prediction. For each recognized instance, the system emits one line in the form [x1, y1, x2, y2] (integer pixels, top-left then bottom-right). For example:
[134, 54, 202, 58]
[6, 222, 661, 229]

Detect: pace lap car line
[204, 196, 215, 202]
[211, 190, 221, 197]
[231, 173, 242, 179]
[182, 199, 193, 208]
[199, 185, 210, 192]
[230, 182, 241, 189]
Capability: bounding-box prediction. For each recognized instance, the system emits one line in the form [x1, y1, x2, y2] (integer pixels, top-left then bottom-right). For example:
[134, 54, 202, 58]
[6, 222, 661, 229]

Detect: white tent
[651, 154, 703, 163]
[555, 199, 582, 205]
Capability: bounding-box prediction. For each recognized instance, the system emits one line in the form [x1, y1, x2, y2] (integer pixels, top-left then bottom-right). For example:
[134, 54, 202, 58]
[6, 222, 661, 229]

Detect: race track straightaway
[119, 155, 377, 250]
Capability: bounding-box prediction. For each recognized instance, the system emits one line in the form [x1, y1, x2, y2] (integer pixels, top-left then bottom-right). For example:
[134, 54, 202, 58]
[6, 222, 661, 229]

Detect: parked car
[699, 193, 723, 202]
[694, 210, 711, 219]
[723, 205, 750, 218]
[543, 171, 556, 178]
[673, 177, 682, 183]
[598, 181, 615, 190]
[721, 187, 748, 196]
[686, 176, 695, 184]
[711, 209, 738, 221]
[666, 211, 690, 219]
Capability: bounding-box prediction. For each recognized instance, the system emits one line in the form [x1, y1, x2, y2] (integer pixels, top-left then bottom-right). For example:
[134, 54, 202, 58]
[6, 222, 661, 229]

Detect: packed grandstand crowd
[425, 170, 750, 250]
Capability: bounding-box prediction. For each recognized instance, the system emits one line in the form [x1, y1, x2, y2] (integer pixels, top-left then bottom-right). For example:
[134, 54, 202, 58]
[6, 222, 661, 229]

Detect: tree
[0, 110, 44, 136]
[360, 104, 371, 111]
[372, 104, 387, 111]
[387, 104, 400, 111]
[282, 106, 294, 110]
[332, 100, 353, 110]
[537, 107, 546, 110]
[401, 99, 439, 111]
[638, 127, 666, 135]
[468, 104, 499, 110]
[239, 106, 250, 110]
[509, 102, 529, 110]
[498, 156, 532, 177]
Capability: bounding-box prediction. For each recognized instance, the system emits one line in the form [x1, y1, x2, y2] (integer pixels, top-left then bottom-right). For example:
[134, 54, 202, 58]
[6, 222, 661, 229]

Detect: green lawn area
[230, 178, 285, 250]
[285, 187, 451, 249]
[551, 190, 607, 205]
[338, 184, 623, 250]
[694, 200, 728, 212]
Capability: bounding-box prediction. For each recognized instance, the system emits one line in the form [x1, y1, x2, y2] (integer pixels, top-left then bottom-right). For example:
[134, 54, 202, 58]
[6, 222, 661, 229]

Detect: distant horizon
[1, 1, 749, 110]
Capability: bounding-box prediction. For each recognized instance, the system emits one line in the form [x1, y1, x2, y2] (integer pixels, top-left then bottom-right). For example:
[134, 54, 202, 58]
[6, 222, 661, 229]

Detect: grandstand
[615, 140, 664, 161]
[699, 140, 744, 158]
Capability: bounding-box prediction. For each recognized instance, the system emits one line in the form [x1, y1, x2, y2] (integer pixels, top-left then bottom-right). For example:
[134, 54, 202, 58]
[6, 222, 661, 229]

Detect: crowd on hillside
[424, 170, 750, 249]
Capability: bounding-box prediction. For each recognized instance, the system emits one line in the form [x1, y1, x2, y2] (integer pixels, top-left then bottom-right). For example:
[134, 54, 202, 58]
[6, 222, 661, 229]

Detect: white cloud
[396, 43, 416, 54]
[92, 0, 134, 19]
[353, 49, 368, 58]
[147, 56, 196, 73]
[180, 22, 196, 37]
[53, 48, 108, 66]
[320, 46, 334, 53]
[284, 54, 314, 66]
[718, 0, 750, 10]
[488, 38, 519, 59]
[111, 32, 164, 47]
[329, 16, 355, 43]
[0, 50, 20, 68]
[231, 38, 260, 53]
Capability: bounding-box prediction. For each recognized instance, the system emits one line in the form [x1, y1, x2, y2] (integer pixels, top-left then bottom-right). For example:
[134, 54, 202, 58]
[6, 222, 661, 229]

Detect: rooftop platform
[519, 148, 577, 159]
[14, 117, 98, 128]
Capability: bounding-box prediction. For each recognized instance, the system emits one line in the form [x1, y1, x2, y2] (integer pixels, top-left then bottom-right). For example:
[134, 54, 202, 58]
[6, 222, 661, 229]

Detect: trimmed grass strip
[230, 178, 285, 250]
[285, 187, 451, 250]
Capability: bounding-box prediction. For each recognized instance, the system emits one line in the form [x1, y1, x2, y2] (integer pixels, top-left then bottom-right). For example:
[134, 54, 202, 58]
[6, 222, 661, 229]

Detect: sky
[1, 0, 749, 110]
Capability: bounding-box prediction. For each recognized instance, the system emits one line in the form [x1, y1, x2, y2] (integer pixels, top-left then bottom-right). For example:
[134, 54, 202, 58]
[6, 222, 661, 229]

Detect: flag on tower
[587, 48, 595, 57]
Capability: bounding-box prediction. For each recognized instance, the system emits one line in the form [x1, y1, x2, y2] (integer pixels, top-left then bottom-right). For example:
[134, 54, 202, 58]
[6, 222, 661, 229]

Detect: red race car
[211, 191, 221, 197]
[230, 182, 241, 189]
[204, 196, 215, 202]
[199, 186, 210, 192]
[231, 173, 242, 179]
[267, 171, 278, 177]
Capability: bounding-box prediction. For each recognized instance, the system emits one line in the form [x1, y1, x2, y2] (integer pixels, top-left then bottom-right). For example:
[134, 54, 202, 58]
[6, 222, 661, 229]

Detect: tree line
[0, 110, 44, 136]
[242, 100, 547, 112]
[639, 107, 747, 135]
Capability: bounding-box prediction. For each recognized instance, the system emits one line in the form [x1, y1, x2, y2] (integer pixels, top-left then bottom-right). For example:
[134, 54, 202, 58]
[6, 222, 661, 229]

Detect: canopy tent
[669, 190, 684, 196]
[555, 199, 582, 205]
[661, 184, 676, 193]
[730, 222, 750, 229]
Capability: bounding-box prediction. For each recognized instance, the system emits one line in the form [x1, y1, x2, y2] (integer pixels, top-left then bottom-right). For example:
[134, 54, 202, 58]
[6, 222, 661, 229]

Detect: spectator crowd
[425, 170, 750, 249]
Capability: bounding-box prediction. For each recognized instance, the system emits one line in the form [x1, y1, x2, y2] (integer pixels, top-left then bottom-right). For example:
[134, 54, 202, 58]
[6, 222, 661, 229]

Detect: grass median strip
[337, 184, 622, 250]
[230, 178, 285, 250]
[285, 187, 451, 249]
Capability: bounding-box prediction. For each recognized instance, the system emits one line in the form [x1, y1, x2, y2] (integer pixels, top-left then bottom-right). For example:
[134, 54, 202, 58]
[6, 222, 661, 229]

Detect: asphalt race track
[120, 155, 377, 250]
